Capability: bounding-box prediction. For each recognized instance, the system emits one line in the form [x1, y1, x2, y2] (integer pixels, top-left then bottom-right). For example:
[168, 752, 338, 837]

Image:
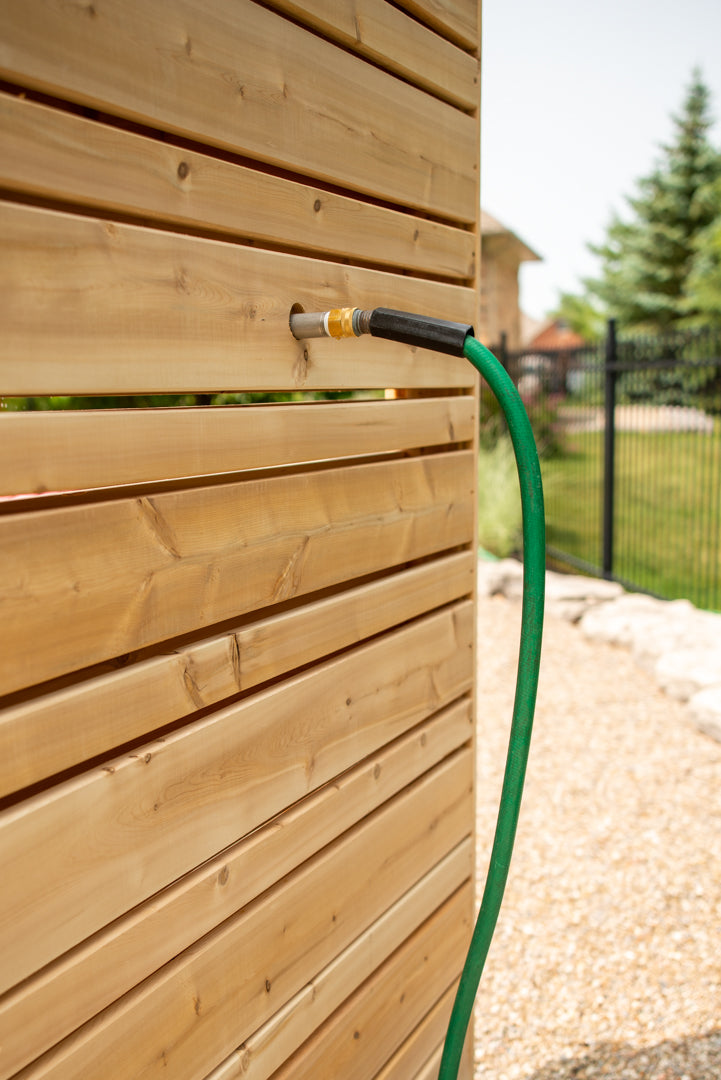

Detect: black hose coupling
[289, 305, 474, 357]
[368, 308, 473, 357]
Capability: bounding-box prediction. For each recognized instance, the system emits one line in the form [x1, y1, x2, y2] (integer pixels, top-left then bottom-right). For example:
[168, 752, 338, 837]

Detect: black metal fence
[493, 322, 721, 611]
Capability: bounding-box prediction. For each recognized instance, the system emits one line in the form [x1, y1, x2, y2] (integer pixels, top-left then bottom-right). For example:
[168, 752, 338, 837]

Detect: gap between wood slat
[392, 0, 479, 51]
[205, 856, 468, 1080]
[0, 0, 477, 222]
[370, 982, 456, 1080]
[266, 881, 472, 1079]
[0, 451, 476, 694]
[3, 753, 472, 1080]
[0, 201, 477, 396]
[0, 722, 472, 1077]
[0, 396, 476, 495]
[0, 82, 479, 235]
[0, 604, 474, 993]
[0, 552, 475, 798]
[253, 0, 479, 111]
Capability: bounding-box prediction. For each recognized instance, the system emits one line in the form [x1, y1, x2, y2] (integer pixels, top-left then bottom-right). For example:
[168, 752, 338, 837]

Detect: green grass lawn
[541, 424, 721, 611]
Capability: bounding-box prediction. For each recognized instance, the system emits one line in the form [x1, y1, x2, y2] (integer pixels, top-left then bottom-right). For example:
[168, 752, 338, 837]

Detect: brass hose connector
[326, 307, 356, 338]
[289, 307, 372, 341]
[289, 305, 473, 357]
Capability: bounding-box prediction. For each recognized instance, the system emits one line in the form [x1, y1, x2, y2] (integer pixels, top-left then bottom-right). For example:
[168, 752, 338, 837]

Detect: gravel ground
[473, 594, 721, 1080]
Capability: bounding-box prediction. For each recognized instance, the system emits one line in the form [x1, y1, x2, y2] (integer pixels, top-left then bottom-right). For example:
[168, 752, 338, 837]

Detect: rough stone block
[580, 593, 672, 647]
[688, 685, 721, 743]
[655, 646, 721, 701]
[477, 557, 524, 598]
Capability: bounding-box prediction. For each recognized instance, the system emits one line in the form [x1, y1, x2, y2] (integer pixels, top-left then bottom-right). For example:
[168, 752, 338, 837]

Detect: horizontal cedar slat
[0, 0, 477, 221]
[0, 704, 473, 1078]
[0, 451, 475, 696]
[206, 848, 470, 1080]
[395, 0, 479, 50]
[260, 0, 479, 109]
[268, 882, 472, 1080]
[0, 93, 476, 280]
[372, 984, 456, 1080]
[0, 202, 476, 396]
[0, 552, 475, 797]
[0, 395, 476, 496]
[12, 753, 472, 1080]
[0, 604, 474, 993]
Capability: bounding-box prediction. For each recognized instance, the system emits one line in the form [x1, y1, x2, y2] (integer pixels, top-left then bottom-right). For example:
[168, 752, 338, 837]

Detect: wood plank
[394, 0, 479, 50]
[11, 753, 473, 1080]
[205, 846, 471, 1080]
[0, 395, 476, 495]
[0, 0, 477, 221]
[0, 92, 476, 280]
[413, 1047, 444, 1080]
[0, 202, 477, 396]
[0, 451, 475, 696]
[0, 604, 474, 993]
[415, 1049, 444, 1080]
[0, 713, 472, 1077]
[411, 1041, 472, 1080]
[267, 883, 472, 1080]
[372, 984, 456, 1080]
[260, 0, 479, 110]
[0, 553, 475, 797]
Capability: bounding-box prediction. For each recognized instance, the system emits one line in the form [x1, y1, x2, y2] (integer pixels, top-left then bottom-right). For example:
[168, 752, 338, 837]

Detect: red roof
[527, 320, 586, 351]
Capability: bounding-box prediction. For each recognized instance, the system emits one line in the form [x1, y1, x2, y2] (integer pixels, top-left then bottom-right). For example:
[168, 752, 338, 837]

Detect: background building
[480, 209, 541, 349]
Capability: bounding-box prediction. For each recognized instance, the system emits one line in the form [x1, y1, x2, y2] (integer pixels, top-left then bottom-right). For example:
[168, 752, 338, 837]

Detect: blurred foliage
[477, 435, 522, 558]
[480, 382, 565, 459]
[0, 390, 383, 411]
[585, 70, 721, 331]
[478, 383, 564, 559]
[686, 175, 721, 324]
[550, 292, 605, 342]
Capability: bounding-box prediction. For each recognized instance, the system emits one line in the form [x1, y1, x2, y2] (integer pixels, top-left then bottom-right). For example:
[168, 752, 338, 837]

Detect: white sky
[481, 0, 721, 320]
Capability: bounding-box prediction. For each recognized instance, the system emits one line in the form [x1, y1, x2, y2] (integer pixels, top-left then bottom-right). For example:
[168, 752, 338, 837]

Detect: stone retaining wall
[478, 558, 721, 744]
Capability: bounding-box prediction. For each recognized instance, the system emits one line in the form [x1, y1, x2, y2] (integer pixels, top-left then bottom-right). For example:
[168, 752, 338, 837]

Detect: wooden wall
[0, 1, 481, 1077]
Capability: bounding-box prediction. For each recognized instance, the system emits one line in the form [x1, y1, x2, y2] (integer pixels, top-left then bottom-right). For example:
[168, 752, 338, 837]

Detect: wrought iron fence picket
[491, 323, 721, 612]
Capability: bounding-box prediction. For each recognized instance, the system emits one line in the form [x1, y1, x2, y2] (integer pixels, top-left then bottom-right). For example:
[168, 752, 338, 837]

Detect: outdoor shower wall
[0, 2, 481, 1077]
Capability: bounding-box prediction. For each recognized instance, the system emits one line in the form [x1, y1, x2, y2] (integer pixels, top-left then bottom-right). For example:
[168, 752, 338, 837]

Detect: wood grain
[0, 92, 476, 280]
[0, 0, 481, 1075]
[10, 753, 472, 1080]
[0, 451, 475, 695]
[267, 882, 472, 1079]
[395, 0, 479, 50]
[0, 552, 475, 797]
[205, 848, 470, 1080]
[0, 394, 475, 495]
[372, 983, 456, 1080]
[0, 603, 474, 992]
[0, 0, 477, 220]
[260, 0, 479, 109]
[0, 202, 477, 396]
[0, 717, 472, 1077]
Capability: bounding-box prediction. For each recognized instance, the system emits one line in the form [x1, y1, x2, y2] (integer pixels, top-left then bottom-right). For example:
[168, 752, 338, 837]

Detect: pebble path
[472, 590, 721, 1080]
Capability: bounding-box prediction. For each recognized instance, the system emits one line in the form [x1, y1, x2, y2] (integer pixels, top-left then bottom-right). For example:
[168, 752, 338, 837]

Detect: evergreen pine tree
[587, 70, 721, 330]
[686, 176, 721, 324]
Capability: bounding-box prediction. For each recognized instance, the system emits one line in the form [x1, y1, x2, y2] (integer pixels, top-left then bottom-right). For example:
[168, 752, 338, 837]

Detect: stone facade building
[479, 210, 541, 350]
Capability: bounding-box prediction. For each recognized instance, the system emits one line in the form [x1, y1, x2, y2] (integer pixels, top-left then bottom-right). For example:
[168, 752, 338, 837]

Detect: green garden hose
[437, 335, 545, 1079]
[289, 309, 545, 1080]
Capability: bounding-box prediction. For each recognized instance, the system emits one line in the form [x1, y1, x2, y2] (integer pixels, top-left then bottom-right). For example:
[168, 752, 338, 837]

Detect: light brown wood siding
[0, 1, 481, 1077]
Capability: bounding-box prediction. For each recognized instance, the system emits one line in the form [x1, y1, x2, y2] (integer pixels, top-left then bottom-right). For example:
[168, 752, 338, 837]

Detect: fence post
[602, 319, 617, 579]
[498, 331, 508, 370]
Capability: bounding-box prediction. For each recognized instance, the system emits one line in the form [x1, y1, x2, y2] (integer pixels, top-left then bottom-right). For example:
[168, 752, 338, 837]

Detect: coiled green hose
[438, 336, 546, 1079]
